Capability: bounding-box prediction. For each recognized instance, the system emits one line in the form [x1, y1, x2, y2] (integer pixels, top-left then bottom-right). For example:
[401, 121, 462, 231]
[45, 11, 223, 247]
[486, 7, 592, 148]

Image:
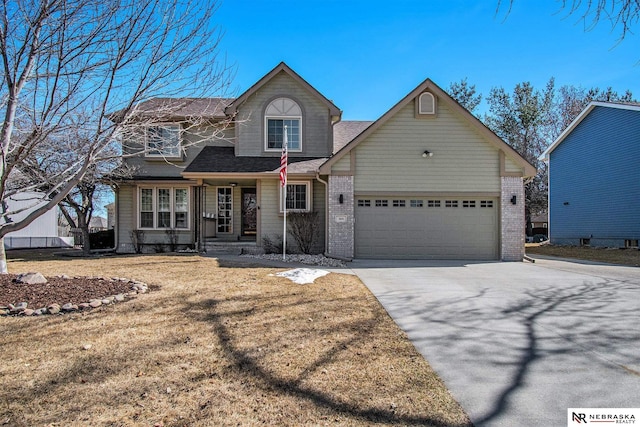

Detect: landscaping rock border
[0, 276, 149, 317]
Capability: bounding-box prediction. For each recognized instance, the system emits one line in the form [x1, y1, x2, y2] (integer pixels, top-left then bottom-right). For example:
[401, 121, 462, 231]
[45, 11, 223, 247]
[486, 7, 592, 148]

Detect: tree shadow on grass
[184, 292, 473, 427]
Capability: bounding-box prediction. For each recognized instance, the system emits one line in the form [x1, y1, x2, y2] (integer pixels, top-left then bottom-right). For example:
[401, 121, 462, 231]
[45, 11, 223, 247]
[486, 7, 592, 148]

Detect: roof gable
[320, 78, 536, 177]
[542, 101, 640, 161]
[225, 62, 341, 118]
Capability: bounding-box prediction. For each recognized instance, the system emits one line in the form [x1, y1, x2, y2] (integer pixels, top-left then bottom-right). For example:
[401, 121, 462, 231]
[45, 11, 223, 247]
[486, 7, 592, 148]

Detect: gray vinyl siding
[549, 106, 640, 247]
[332, 155, 351, 172]
[234, 71, 333, 158]
[124, 124, 234, 178]
[349, 102, 501, 193]
[116, 184, 135, 252]
[259, 179, 325, 254]
[505, 156, 523, 174]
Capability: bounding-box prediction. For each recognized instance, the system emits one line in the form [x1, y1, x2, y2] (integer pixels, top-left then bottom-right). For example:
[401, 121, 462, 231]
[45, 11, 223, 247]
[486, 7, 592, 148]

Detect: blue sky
[215, 0, 639, 120]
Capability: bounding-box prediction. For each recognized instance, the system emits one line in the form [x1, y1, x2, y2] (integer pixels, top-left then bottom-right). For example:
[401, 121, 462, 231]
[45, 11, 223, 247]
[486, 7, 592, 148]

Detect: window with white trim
[280, 181, 311, 212]
[428, 200, 441, 207]
[138, 187, 190, 229]
[375, 200, 388, 207]
[146, 124, 181, 158]
[265, 98, 301, 151]
[410, 200, 423, 207]
[480, 200, 494, 208]
[418, 92, 436, 115]
[445, 200, 458, 208]
[217, 187, 232, 233]
[393, 200, 406, 207]
[357, 199, 371, 207]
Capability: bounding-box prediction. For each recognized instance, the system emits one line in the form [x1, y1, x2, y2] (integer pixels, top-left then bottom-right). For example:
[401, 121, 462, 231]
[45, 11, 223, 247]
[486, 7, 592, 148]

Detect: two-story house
[113, 62, 535, 260]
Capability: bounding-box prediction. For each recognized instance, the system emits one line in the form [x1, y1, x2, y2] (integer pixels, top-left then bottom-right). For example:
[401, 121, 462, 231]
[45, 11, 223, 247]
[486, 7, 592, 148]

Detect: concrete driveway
[351, 257, 640, 427]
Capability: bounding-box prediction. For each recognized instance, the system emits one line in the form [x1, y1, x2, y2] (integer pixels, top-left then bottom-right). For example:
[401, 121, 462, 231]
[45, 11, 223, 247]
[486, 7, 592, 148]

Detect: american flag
[279, 125, 288, 187]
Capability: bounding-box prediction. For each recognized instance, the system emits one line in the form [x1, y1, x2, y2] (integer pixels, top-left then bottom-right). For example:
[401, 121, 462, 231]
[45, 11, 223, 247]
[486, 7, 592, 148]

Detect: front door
[241, 188, 257, 236]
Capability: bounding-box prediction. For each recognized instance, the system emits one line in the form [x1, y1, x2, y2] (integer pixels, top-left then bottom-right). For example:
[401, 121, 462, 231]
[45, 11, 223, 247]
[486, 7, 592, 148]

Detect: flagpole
[281, 125, 288, 261]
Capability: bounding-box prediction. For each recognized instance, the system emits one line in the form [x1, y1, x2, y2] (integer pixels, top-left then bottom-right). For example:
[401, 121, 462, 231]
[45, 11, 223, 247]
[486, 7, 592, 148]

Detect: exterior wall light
[339, 194, 344, 204]
[422, 150, 433, 158]
[511, 195, 517, 205]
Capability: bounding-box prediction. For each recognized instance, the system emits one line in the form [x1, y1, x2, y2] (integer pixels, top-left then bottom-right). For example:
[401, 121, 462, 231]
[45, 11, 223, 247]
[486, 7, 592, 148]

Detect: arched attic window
[417, 92, 436, 116]
[265, 97, 302, 151]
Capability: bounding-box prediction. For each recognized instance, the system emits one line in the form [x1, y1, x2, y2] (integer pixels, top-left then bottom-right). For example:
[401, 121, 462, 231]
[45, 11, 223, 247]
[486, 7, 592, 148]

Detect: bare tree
[499, 0, 640, 43]
[0, 0, 233, 272]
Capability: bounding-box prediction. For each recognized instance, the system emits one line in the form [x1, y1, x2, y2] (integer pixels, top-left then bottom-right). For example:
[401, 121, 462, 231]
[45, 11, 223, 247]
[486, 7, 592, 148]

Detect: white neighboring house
[3, 191, 74, 249]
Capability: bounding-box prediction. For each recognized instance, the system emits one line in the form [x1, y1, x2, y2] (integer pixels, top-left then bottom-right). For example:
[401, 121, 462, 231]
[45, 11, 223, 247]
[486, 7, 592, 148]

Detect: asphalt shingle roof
[183, 146, 325, 174]
[333, 121, 373, 153]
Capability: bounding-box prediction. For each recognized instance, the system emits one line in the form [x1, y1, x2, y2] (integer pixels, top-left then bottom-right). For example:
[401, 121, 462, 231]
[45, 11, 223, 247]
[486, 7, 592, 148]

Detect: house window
[480, 200, 494, 208]
[265, 97, 302, 151]
[175, 189, 188, 228]
[392, 200, 406, 207]
[580, 238, 591, 247]
[280, 181, 311, 212]
[625, 239, 638, 248]
[146, 124, 181, 158]
[427, 200, 441, 207]
[375, 200, 388, 207]
[417, 92, 436, 115]
[140, 189, 154, 228]
[217, 187, 232, 233]
[139, 187, 190, 229]
[445, 200, 458, 208]
[357, 199, 371, 207]
[157, 189, 171, 227]
[410, 200, 423, 207]
[463, 200, 476, 208]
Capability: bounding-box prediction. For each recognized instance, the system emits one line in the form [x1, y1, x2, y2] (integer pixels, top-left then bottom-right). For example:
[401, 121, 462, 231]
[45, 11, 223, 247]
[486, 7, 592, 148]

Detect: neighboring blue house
[541, 102, 640, 248]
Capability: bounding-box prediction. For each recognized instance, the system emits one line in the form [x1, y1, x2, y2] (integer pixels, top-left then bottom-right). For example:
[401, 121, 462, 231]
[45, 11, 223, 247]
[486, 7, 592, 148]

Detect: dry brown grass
[0, 251, 471, 427]
[526, 244, 640, 267]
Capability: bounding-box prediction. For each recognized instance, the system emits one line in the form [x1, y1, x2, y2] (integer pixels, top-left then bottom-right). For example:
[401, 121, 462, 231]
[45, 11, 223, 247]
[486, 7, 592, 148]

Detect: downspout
[315, 172, 329, 256]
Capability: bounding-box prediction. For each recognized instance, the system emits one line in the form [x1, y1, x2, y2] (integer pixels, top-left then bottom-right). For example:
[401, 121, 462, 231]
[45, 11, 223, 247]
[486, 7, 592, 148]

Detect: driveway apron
[351, 258, 640, 427]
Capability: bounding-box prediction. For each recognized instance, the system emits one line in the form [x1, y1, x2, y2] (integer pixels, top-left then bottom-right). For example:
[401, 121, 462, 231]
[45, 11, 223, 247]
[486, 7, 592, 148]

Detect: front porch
[195, 179, 260, 250]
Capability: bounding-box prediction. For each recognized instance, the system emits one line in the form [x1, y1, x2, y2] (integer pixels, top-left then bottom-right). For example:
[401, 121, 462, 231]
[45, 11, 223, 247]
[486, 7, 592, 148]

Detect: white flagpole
[282, 125, 288, 261]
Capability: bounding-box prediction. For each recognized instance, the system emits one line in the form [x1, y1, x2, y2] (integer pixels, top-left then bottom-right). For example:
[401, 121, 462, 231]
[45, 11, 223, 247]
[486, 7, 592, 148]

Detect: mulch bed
[0, 274, 135, 308]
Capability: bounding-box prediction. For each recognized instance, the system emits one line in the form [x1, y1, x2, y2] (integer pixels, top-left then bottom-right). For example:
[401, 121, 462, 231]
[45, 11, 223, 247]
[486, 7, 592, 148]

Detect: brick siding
[327, 175, 354, 259]
[501, 176, 526, 261]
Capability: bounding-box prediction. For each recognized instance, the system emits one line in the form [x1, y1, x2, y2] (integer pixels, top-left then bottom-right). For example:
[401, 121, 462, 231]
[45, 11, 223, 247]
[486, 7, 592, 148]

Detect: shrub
[287, 211, 320, 254]
[130, 229, 145, 254]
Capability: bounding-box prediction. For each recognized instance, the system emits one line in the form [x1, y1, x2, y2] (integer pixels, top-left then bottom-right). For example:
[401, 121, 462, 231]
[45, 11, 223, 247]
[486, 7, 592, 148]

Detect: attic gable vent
[417, 92, 436, 116]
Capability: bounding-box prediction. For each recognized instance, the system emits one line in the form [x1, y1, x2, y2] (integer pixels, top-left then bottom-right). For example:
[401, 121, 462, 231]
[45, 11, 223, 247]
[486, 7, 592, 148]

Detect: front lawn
[527, 244, 640, 267]
[0, 252, 471, 427]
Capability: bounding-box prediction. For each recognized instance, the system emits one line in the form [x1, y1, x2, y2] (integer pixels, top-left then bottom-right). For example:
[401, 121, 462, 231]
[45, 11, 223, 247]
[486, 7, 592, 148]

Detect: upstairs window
[265, 97, 302, 151]
[417, 92, 436, 116]
[146, 124, 181, 158]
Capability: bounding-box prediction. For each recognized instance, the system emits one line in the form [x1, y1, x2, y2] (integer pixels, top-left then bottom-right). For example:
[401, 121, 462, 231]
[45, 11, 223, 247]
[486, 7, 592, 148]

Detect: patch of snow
[276, 268, 330, 284]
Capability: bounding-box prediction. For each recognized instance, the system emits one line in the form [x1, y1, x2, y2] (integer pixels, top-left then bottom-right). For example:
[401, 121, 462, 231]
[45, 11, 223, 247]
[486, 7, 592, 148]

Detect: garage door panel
[355, 197, 498, 259]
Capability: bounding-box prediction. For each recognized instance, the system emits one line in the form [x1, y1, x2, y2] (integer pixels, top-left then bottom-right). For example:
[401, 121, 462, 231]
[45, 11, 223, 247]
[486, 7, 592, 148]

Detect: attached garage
[354, 196, 499, 259]
[320, 76, 536, 261]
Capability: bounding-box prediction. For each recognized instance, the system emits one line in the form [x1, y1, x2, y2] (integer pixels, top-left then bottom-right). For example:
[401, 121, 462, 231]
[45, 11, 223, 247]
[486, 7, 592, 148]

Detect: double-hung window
[139, 187, 190, 229]
[265, 98, 301, 151]
[280, 181, 311, 212]
[146, 124, 181, 158]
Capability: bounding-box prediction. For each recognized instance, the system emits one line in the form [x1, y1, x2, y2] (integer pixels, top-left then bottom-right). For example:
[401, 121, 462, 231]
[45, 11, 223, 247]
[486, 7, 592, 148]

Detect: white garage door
[355, 197, 498, 259]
